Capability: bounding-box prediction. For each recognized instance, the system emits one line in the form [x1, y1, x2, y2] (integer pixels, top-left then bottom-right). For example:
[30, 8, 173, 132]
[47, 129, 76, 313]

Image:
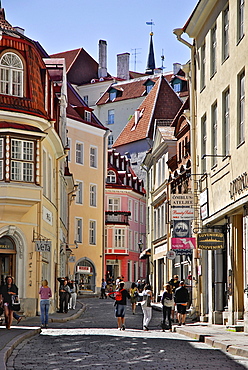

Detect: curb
[50, 303, 86, 323]
[175, 327, 248, 359]
[1, 302, 86, 369]
[0, 328, 41, 370]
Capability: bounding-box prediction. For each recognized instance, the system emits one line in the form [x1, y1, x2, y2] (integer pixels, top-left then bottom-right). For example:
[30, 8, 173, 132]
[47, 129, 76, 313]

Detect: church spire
[145, 21, 156, 75]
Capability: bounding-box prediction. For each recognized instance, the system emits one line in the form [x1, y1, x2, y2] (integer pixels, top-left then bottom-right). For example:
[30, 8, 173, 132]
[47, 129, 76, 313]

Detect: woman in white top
[140, 284, 153, 331]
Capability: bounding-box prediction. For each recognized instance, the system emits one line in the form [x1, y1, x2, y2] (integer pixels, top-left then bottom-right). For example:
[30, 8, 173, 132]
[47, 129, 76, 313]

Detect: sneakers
[121, 324, 125, 330]
[178, 323, 182, 326]
[143, 325, 149, 331]
[17, 317, 22, 324]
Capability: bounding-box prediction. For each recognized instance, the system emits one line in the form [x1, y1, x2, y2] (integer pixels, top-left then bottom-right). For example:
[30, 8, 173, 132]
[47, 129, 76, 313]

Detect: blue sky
[4, 0, 197, 76]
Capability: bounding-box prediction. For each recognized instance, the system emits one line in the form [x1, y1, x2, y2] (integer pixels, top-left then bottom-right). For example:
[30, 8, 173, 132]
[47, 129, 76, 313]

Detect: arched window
[107, 170, 116, 183]
[0, 52, 23, 97]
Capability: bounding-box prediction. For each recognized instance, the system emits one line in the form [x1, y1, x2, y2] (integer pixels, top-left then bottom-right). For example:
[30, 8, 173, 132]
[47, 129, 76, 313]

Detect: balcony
[105, 211, 131, 225]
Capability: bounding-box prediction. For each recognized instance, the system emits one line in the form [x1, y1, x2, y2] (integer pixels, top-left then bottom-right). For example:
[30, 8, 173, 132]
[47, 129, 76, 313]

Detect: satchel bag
[163, 297, 174, 308]
[11, 295, 20, 311]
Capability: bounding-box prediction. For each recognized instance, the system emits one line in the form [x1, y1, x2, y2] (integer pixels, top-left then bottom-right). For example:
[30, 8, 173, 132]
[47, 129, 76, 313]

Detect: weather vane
[146, 19, 155, 34]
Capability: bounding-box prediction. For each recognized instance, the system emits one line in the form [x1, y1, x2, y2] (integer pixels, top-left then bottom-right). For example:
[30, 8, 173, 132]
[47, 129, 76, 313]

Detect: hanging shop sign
[200, 189, 209, 220]
[171, 237, 196, 250]
[35, 240, 51, 252]
[166, 250, 176, 260]
[172, 220, 191, 238]
[197, 232, 224, 250]
[77, 266, 91, 274]
[171, 207, 194, 220]
[171, 194, 193, 207]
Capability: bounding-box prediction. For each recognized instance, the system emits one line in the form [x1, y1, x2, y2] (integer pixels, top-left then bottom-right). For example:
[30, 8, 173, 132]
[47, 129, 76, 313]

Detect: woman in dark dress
[0, 276, 18, 329]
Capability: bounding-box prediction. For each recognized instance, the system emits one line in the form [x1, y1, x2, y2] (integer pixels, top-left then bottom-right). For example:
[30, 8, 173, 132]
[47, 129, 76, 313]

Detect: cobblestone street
[6, 298, 248, 369]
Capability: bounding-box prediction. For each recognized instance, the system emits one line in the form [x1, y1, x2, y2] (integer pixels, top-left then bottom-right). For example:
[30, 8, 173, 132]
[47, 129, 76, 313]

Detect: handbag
[11, 295, 20, 311]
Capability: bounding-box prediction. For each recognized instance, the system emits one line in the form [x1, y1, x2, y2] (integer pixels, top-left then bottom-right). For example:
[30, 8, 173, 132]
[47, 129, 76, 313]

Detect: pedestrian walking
[161, 284, 174, 331]
[69, 280, 77, 309]
[129, 282, 138, 314]
[174, 280, 189, 326]
[168, 275, 179, 322]
[0, 275, 18, 329]
[140, 284, 153, 331]
[100, 278, 107, 299]
[39, 280, 52, 328]
[108, 281, 130, 330]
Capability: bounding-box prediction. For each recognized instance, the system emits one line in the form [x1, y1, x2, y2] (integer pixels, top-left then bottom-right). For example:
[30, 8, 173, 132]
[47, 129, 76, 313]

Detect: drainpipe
[102, 129, 110, 285]
[173, 28, 200, 318]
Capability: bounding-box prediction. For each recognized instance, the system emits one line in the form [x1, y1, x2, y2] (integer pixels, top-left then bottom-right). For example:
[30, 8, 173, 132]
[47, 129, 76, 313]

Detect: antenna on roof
[131, 48, 141, 72]
[160, 49, 166, 72]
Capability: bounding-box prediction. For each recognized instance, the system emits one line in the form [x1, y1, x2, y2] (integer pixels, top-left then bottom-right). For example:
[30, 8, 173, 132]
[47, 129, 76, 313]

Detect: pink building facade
[105, 149, 146, 286]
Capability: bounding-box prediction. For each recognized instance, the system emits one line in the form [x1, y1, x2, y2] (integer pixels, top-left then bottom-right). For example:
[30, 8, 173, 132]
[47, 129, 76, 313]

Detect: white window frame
[85, 110, 91, 122]
[238, 70, 245, 145]
[108, 198, 120, 211]
[223, 6, 229, 61]
[90, 146, 97, 168]
[90, 184, 97, 207]
[76, 181, 83, 204]
[223, 88, 230, 156]
[11, 139, 34, 182]
[238, 0, 245, 42]
[0, 52, 24, 97]
[210, 24, 217, 77]
[114, 228, 125, 249]
[134, 202, 138, 222]
[75, 217, 82, 243]
[128, 199, 132, 220]
[89, 220, 96, 245]
[211, 102, 218, 166]
[107, 170, 116, 183]
[76, 142, 84, 165]
[108, 109, 115, 124]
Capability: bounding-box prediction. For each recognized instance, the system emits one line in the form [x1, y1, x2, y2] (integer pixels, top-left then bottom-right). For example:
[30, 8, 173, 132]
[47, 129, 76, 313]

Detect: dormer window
[109, 90, 117, 101]
[173, 83, 181, 93]
[107, 170, 116, 183]
[0, 52, 24, 97]
[85, 110, 91, 122]
[143, 79, 155, 95]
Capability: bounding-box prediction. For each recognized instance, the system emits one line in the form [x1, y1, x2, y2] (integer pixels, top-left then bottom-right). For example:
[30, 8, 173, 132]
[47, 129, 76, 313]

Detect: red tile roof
[113, 75, 182, 147]
[67, 83, 107, 130]
[0, 8, 15, 31]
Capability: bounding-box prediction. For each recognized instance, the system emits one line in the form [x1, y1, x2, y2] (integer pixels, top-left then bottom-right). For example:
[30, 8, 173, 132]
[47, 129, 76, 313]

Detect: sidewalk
[0, 300, 85, 370]
[152, 302, 248, 360]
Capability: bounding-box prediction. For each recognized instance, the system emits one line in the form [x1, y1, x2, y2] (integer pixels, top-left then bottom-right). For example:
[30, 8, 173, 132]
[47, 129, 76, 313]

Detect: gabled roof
[67, 82, 107, 130]
[113, 75, 182, 147]
[51, 48, 104, 85]
[0, 8, 14, 30]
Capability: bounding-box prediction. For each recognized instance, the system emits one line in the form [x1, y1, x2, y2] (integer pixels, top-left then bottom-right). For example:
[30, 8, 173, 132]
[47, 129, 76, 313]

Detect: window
[83, 95, 88, 105]
[75, 218, 82, 243]
[67, 138, 71, 162]
[0, 138, 3, 180]
[89, 220, 96, 245]
[201, 114, 207, 173]
[134, 202, 138, 222]
[223, 88, 230, 155]
[76, 142, 83, 164]
[90, 184, 97, 207]
[85, 110, 91, 122]
[154, 210, 157, 240]
[140, 204, 144, 224]
[238, 0, 245, 42]
[11, 139, 34, 182]
[238, 70, 245, 145]
[109, 90, 117, 101]
[108, 109, 115, 124]
[173, 83, 181, 93]
[108, 135, 114, 147]
[43, 149, 47, 196]
[0, 52, 23, 97]
[223, 6, 229, 61]
[90, 147, 97, 168]
[210, 25, 217, 76]
[114, 229, 125, 248]
[76, 182, 83, 204]
[129, 230, 132, 250]
[128, 199, 132, 220]
[211, 102, 217, 166]
[146, 84, 153, 93]
[200, 43, 206, 90]
[134, 231, 138, 251]
[48, 155, 52, 201]
[107, 170, 116, 183]
[108, 198, 119, 211]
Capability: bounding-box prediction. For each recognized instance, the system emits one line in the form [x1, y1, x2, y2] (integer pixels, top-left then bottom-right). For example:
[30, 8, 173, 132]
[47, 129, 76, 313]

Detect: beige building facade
[177, 0, 248, 331]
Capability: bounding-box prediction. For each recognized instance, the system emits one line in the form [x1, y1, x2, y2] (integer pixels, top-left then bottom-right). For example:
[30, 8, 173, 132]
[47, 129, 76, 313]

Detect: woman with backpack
[161, 284, 174, 332]
[129, 282, 138, 314]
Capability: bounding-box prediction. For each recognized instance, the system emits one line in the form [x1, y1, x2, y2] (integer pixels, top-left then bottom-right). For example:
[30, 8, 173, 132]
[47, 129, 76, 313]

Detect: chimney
[173, 62, 181, 76]
[98, 40, 107, 79]
[117, 53, 130, 80]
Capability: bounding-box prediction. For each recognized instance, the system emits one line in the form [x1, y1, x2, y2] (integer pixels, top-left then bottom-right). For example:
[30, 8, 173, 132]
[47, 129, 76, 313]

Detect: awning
[139, 248, 151, 259]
